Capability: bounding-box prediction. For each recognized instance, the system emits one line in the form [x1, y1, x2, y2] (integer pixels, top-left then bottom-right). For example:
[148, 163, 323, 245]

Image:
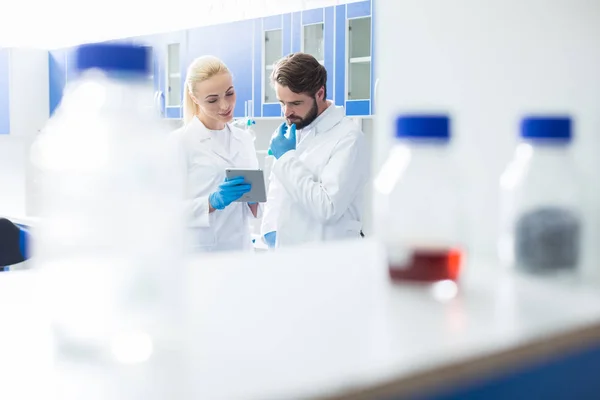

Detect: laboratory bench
[0, 215, 269, 258]
[0, 239, 600, 399]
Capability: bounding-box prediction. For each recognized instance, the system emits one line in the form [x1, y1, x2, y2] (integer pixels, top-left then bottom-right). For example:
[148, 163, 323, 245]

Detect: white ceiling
[0, 0, 363, 48]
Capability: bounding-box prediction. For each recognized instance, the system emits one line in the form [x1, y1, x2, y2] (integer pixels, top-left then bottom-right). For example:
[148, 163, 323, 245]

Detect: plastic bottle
[232, 117, 257, 140]
[246, 118, 257, 141]
[374, 114, 464, 283]
[499, 116, 581, 275]
[30, 43, 186, 398]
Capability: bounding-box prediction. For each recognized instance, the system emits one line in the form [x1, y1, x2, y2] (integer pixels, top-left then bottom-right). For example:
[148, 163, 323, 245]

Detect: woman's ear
[189, 90, 200, 106]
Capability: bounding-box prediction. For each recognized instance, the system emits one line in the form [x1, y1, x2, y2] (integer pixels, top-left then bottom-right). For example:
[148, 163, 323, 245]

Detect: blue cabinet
[289, 8, 335, 106]
[291, 12, 301, 52]
[45, 2, 377, 120]
[335, 0, 373, 116]
[187, 19, 254, 119]
[253, 1, 373, 117]
[324, 7, 336, 105]
[48, 49, 68, 117]
[133, 31, 186, 119]
[150, 31, 187, 119]
[135, 34, 166, 116]
[0, 49, 10, 134]
[254, 15, 291, 117]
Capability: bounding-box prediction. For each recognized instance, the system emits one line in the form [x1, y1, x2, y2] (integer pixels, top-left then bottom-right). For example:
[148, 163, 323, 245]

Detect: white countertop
[1, 239, 600, 399]
[1, 216, 271, 252]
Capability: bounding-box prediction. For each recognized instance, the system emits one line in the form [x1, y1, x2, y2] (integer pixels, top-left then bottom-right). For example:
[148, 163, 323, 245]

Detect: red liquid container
[389, 247, 462, 282]
[374, 114, 466, 283]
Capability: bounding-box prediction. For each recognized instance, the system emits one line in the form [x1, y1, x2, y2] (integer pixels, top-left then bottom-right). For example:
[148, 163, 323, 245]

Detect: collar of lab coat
[302, 101, 345, 136]
[184, 116, 244, 163]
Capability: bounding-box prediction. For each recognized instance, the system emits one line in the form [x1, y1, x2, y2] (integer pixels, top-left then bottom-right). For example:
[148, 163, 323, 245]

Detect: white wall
[9, 48, 49, 138]
[374, 0, 600, 274]
[0, 0, 366, 48]
[0, 49, 49, 217]
[0, 135, 29, 217]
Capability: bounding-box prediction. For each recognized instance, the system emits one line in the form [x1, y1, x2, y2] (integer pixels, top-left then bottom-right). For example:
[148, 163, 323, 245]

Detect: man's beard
[287, 97, 319, 130]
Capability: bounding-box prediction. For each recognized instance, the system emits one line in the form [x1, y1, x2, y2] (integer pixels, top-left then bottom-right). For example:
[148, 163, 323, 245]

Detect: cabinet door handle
[374, 78, 380, 113]
[154, 91, 164, 117]
[245, 101, 248, 118]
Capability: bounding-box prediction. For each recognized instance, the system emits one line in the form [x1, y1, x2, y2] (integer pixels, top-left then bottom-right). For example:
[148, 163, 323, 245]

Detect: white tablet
[225, 168, 267, 203]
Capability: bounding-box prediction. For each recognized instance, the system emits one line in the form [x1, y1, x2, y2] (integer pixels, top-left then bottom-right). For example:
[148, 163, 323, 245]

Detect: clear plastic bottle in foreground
[499, 116, 581, 275]
[30, 43, 186, 398]
[374, 114, 465, 283]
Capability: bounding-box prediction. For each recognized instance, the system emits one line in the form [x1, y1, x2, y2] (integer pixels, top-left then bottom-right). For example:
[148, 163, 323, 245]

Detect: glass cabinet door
[166, 43, 181, 107]
[303, 23, 324, 64]
[347, 17, 372, 101]
[264, 29, 282, 104]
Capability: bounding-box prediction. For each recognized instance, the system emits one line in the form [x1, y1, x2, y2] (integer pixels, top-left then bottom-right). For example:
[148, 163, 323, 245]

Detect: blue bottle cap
[520, 116, 572, 142]
[75, 43, 150, 74]
[396, 114, 451, 141]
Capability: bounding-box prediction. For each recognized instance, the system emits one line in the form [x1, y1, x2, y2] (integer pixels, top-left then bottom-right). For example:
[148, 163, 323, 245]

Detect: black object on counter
[0, 218, 25, 267]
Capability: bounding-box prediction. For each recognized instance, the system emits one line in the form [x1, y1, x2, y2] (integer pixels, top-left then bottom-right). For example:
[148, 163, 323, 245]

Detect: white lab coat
[261, 104, 369, 247]
[171, 117, 262, 253]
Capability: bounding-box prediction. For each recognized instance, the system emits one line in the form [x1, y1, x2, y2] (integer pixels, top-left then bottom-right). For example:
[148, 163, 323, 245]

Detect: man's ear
[316, 86, 325, 101]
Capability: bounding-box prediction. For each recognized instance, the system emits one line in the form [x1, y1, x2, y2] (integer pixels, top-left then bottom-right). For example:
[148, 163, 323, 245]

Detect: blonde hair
[183, 55, 230, 124]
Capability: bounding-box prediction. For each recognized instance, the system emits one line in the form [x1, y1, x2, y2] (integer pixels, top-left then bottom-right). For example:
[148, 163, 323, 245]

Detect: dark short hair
[270, 53, 327, 100]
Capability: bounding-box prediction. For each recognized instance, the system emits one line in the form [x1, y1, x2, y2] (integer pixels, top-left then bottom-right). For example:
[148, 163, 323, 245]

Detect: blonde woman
[171, 56, 261, 253]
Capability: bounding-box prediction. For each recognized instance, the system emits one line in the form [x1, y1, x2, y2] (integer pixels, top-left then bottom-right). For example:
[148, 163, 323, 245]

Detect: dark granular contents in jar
[515, 207, 580, 272]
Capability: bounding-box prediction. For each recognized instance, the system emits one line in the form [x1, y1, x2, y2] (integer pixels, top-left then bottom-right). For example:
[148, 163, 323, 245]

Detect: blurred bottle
[499, 116, 581, 275]
[30, 43, 186, 399]
[232, 117, 257, 141]
[374, 114, 465, 283]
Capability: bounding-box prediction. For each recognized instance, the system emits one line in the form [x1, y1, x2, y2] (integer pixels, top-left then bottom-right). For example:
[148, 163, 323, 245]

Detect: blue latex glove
[209, 176, 251, 210]
[264, 231, 277, 248]
[269, 123, 296, 159]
